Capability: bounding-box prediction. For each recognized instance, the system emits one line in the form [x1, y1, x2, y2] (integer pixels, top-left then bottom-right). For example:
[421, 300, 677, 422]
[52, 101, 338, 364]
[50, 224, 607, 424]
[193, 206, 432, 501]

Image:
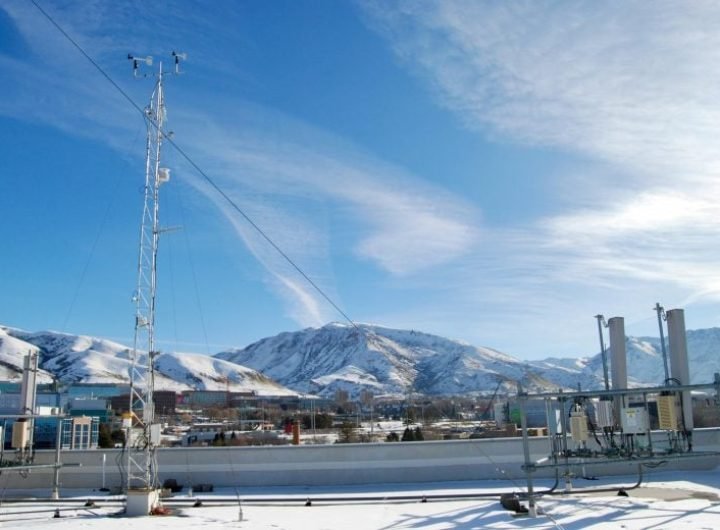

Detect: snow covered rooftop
[4, 470, 720, 529]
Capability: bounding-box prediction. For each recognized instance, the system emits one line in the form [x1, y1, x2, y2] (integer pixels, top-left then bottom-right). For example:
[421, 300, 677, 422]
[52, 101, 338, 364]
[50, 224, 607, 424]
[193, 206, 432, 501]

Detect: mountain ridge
[0, 326, 296, 396]
[2, 322, 719, 398]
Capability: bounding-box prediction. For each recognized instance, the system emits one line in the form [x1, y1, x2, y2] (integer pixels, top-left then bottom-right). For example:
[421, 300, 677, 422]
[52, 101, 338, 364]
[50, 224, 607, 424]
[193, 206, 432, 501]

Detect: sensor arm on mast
[172, 51, 187, 74]
[127, 54, 153, 77]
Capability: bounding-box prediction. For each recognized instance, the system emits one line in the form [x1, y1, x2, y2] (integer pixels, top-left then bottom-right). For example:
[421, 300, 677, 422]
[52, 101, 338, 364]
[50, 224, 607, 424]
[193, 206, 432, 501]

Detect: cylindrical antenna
[654, 303, 670, 384]
[595, 314, 610, 391]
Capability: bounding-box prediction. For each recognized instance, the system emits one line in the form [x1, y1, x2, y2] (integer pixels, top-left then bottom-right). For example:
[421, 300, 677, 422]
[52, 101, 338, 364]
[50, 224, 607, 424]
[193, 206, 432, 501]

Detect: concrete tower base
[126, 488, 160, 516]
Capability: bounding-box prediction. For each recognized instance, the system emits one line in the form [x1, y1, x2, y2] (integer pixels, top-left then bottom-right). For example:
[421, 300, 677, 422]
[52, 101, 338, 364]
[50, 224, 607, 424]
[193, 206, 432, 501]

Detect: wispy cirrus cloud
[175, 104, 481, 321]
[8, 0, 720, 359]
[363, 1, 720, 184]
[0, 1, 481, 328]
[363, 1, 720, 301]
[354, 1, 720, 355]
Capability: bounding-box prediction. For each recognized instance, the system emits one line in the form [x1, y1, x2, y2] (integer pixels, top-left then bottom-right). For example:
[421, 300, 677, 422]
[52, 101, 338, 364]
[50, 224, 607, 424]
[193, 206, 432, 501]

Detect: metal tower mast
[125, 53, 182, 495]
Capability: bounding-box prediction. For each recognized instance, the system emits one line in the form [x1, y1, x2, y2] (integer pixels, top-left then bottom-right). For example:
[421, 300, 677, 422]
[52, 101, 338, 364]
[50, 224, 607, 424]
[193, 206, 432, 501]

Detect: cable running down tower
[125, 52, 184, 503]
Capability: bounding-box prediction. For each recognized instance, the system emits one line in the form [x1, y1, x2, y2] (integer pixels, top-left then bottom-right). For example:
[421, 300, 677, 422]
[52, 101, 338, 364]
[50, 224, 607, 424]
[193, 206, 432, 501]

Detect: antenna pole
[595, 314, 610, 391]
[654, 303, 671, 383]
[125, 52, 183, 512]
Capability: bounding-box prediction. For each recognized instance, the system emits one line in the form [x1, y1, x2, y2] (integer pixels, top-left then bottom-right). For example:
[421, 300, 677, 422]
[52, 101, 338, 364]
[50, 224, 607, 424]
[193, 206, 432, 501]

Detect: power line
[29, 0, 360, 333]
[61, 168, 123, 332]
[176, 181, 212, 355]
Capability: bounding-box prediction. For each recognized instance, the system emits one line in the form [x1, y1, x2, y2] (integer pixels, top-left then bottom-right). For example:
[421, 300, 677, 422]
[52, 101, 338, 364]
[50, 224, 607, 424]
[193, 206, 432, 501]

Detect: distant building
[154, 390, 178, 416]
[0, 382, 58, 394]
[182, 390, 231, 408]
[110, 390, 178, 416]
[29, 417, 64, 449]
[109, 394, 129, 414]
[66, 383, 129, 400]
[68, 398, 111, 422]
[61, 416, 99, 450]
[0, 389, 63, 415]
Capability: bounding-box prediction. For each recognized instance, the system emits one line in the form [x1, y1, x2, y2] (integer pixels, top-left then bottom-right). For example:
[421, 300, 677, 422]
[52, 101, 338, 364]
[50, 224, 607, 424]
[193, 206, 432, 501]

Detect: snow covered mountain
[0, 327, 54, 382]
[0, 326, 296, 395]
[217, 323, 720, 397]
[215, 323, 559, 397]
[3, 322, 719, 398]
[530, 328, 720, 390]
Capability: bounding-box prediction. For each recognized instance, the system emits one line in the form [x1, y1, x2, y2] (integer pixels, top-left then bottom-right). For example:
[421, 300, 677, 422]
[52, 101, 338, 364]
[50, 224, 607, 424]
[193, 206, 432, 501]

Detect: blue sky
[2, 1, 720, 360]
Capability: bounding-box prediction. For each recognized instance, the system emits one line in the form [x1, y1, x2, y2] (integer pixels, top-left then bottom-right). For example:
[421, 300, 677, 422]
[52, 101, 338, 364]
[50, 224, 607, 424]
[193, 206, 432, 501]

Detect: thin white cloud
[170, 104, 482, 323]
[544, 190, 719, 240]
[364, 1, 720, 184]
[9, 0, 720, 359]
[276, 274, 326, 327]
[174, 104, 481, 279]
[350, 1, 720, 357]
[0, 2, 481, 329]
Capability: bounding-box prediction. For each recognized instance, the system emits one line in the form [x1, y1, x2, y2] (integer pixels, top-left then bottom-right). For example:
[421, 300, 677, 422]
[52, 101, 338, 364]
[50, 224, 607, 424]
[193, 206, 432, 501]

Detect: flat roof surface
[1, 469, 720, 528]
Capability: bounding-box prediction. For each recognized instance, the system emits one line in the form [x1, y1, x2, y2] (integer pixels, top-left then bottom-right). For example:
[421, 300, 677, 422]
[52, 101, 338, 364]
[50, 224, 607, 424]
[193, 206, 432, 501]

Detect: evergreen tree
[316, 413, 334, 429]
[386, 432, 399, 442]
[301, 415, 312, 429]
[98, 423, 113, 448]
[110, 428, 126, 447]
[338, 421, 356, 443]
[302, 413, 334, 430]
[401, 427, 415, 441]
[414, 426, 424, 441]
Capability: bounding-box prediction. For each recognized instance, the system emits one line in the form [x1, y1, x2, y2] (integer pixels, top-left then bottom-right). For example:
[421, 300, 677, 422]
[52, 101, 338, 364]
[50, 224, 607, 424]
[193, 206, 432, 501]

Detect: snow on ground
[3, 470, 720, 529]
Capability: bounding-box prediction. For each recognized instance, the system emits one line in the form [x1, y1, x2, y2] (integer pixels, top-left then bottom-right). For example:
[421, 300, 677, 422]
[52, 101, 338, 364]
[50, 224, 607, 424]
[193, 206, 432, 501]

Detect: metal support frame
[522, 380, 718, 400]
[124, 52, 184, 514]
[126, 57, 169, 494]
[518, 377, 720, 517]
[517, 383, 537, 517]
[51, 416, 63, 500]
